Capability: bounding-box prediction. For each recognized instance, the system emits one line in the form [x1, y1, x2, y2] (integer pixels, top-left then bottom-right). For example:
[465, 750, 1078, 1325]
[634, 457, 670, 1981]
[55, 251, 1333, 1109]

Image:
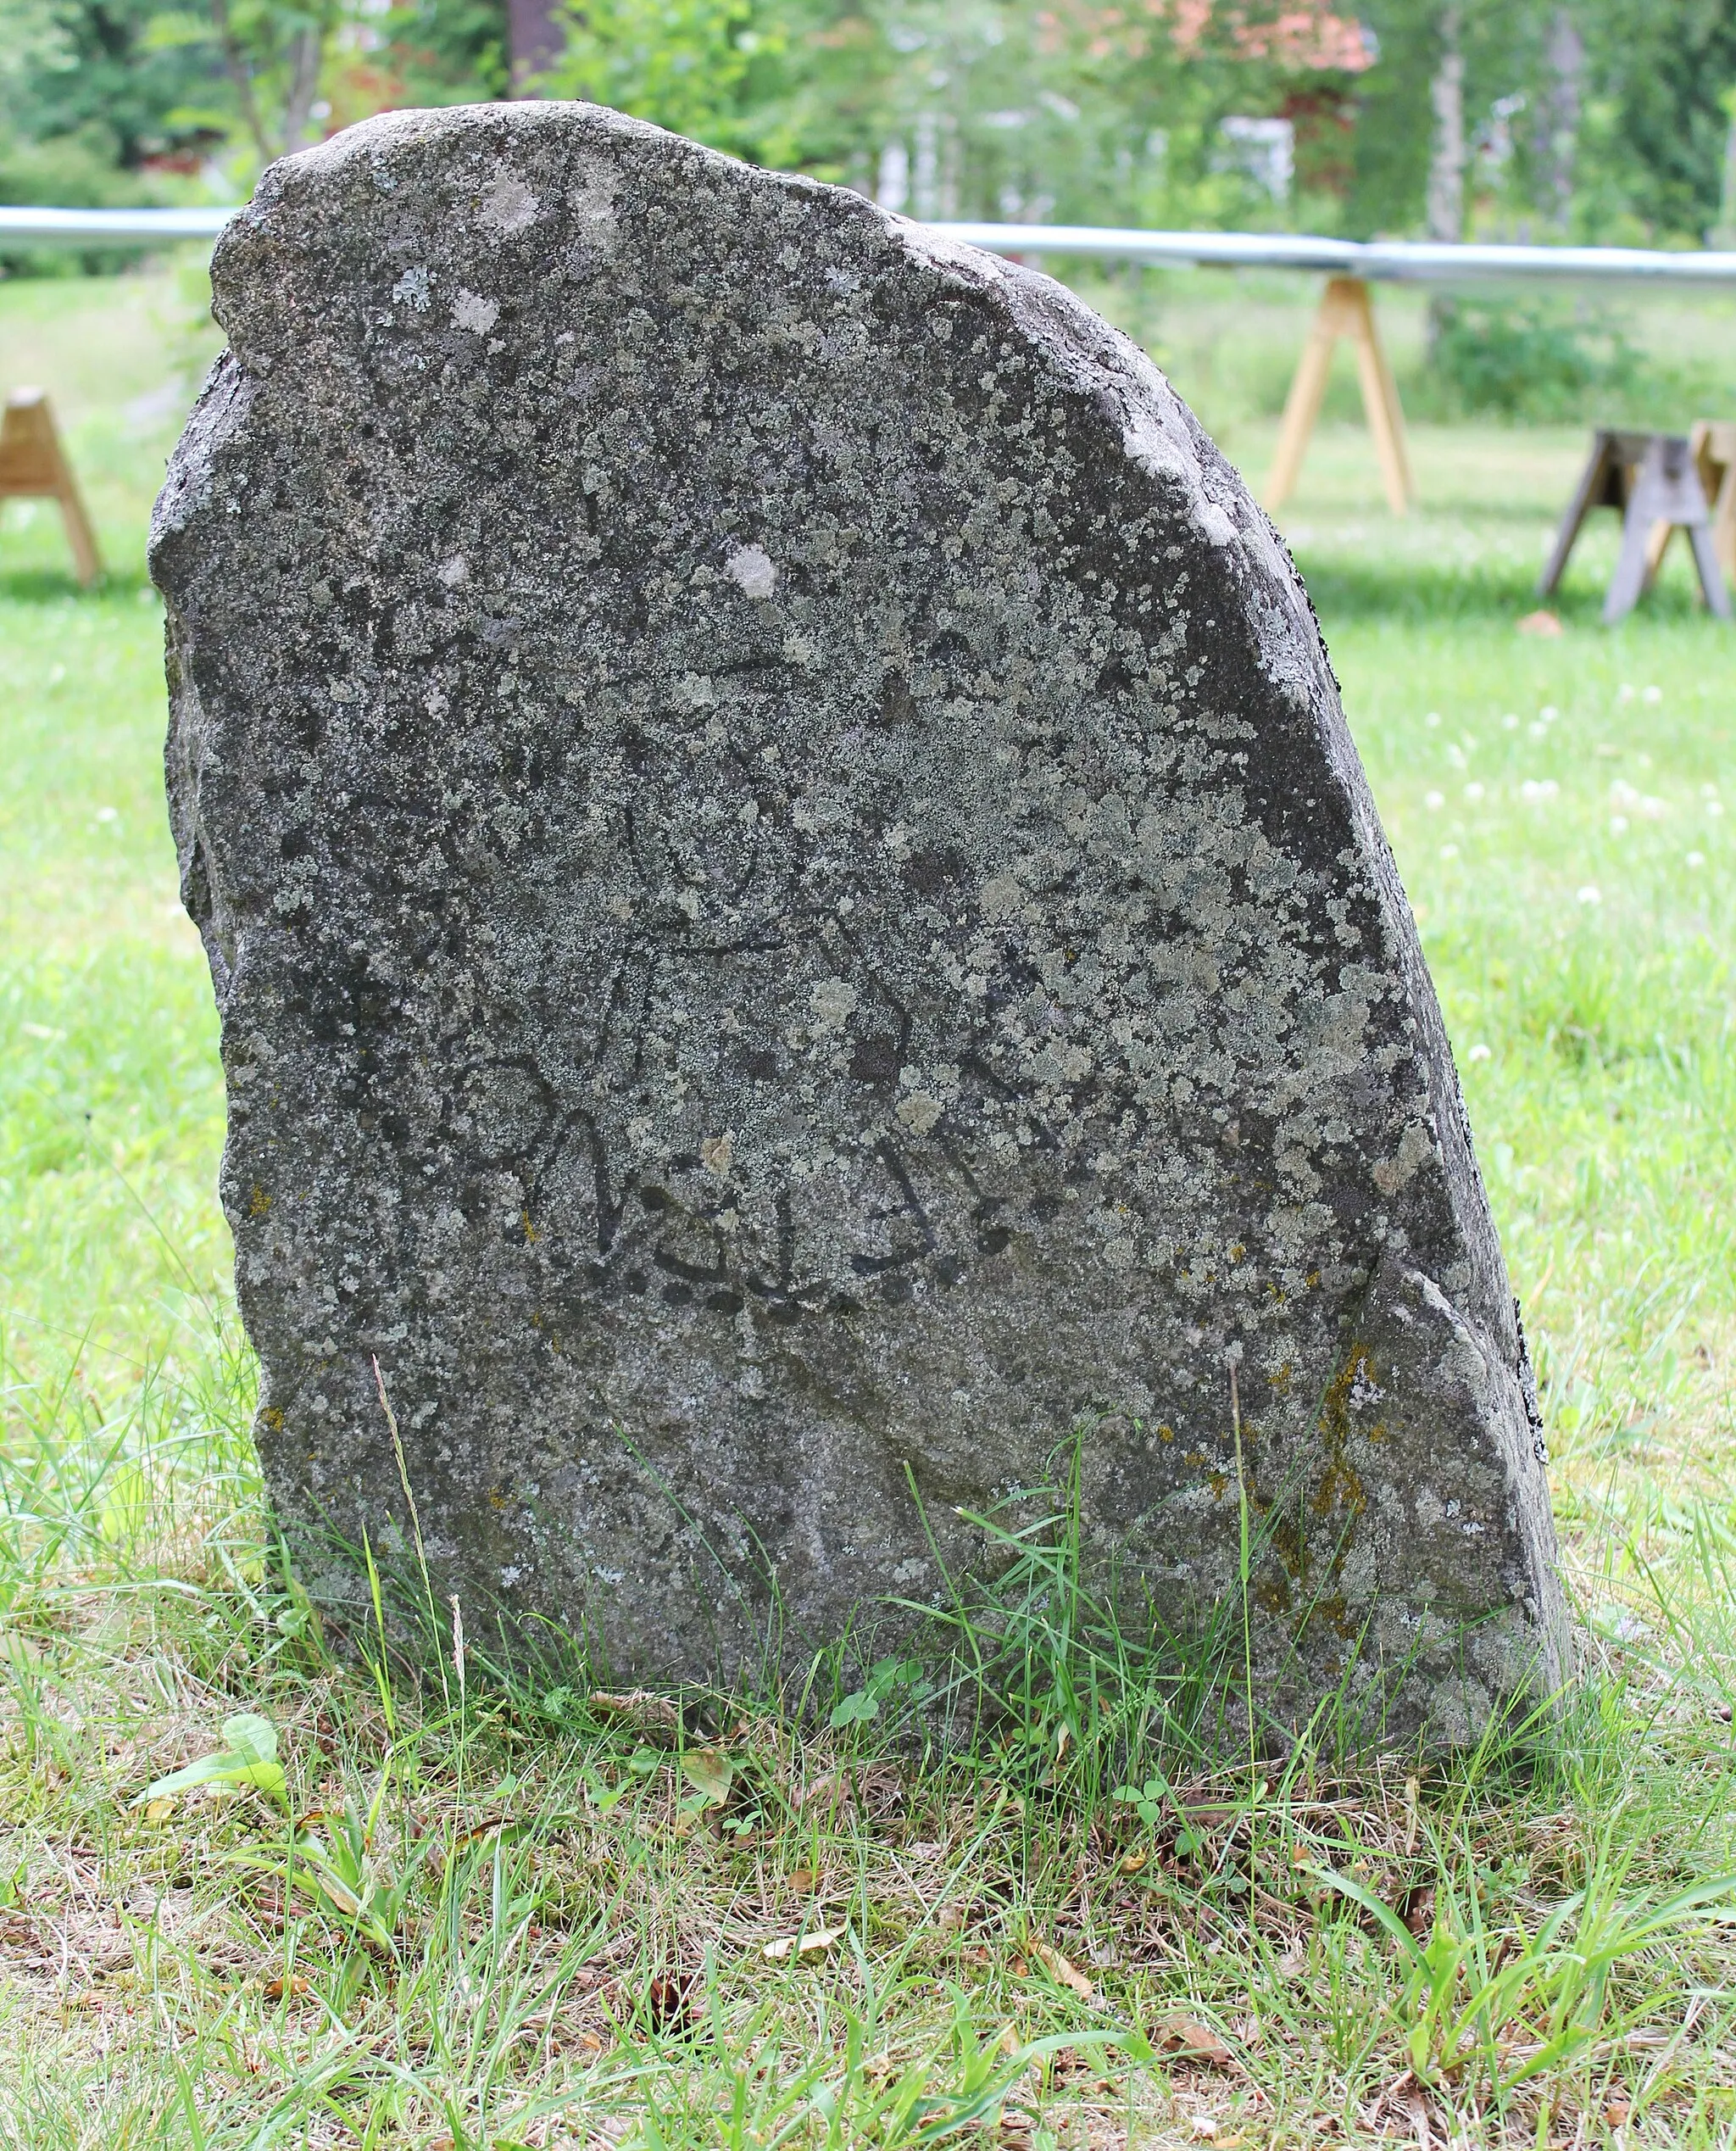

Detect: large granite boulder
[153, 101, 1567, 1741]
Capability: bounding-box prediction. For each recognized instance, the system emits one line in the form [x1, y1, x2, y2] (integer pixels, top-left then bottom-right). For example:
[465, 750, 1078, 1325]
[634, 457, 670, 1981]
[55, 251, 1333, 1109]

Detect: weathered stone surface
[153, 100, 1567, 1741]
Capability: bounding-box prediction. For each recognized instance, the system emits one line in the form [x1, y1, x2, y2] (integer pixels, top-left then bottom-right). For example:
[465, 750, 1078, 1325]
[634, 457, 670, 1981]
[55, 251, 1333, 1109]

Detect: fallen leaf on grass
[263, 1974, 310, 2000]
[645, 1970, 698, 2034]
[142, 1799, 175, 1825]
[1118, 1849, 1149, 1875]
[1152, 2013, 1237, 2070]
[681, 1749, 734, 1807]
[1394, 2080, 1432, 2151]
[1603, 2095, 1632, 2127]
[589, 1689, 681, 1735]
[1029, 1939, 1094, 2003]
[764, 1922, 848, 1961]
[1516, 610, 1563, 638]
[787, 1866, 817, 1896]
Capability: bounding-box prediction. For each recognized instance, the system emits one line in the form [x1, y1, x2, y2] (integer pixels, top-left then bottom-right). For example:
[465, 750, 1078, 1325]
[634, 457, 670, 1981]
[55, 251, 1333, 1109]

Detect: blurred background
[5, 0, 1736, 253]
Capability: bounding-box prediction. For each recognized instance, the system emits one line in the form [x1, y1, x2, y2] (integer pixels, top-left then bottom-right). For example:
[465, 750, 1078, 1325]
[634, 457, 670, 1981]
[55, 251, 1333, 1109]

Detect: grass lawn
[1, 265, 1733, 2149]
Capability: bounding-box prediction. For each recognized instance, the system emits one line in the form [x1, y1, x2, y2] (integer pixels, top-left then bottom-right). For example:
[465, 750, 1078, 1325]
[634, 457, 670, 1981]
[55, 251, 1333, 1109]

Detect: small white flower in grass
[1463, 781, 1485, 803]
[1618, 683, 1635, 703]
[1701, 783, 1721, 799]
[1530, 721, 1548, 739]
[1577, 884, 1602, 905]
[1708, 800, 1725, 818]
[1439, 844, 1460, 861]
[1687, 851, 1705, 869]
[1424, 789, 1445, 810]
[1425, 710, 1442, 728]
[1643, 684, 1662, 705]
[1503, 712, 1519, 730]
[1611, 815, 1629, 834]
[1467, 1043, 1492, 1063]
[1540, 705, 1559, 722]
[1520, 778, 1559, 804]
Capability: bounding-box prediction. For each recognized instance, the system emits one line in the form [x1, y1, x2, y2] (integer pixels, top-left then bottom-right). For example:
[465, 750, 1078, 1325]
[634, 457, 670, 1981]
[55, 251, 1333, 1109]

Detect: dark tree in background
[506, 0, 561, 86]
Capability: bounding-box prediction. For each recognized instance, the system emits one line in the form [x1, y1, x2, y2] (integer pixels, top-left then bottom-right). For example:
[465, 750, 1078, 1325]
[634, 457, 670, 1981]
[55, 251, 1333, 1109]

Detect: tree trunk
[281, 26, 323, 154]
[1543, 6, 1584, 232]
[1426, 3, 1466, 243]
[1425, 3, 1466, 356]
[509, 0, 565, 92]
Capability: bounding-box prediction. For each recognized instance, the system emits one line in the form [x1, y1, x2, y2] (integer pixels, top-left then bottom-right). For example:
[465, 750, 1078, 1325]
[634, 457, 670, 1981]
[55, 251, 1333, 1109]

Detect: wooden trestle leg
[1265, 276, 1415, 518]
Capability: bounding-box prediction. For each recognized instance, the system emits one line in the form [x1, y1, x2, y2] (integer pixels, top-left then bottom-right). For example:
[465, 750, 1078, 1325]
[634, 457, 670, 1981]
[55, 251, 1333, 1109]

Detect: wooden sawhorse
[1645, 420, 1736, 595]
[1264, 276, 1415, 517]
[1538, 428, 1731, 625]
[0, 387, 102, 585]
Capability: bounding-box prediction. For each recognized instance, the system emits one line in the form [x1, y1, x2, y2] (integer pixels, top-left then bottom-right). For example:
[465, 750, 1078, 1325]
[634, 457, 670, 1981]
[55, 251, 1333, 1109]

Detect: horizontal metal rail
[6, 201, 1736, 287]
[931, 223, 1736, 285]
[0, 206, 237, 242]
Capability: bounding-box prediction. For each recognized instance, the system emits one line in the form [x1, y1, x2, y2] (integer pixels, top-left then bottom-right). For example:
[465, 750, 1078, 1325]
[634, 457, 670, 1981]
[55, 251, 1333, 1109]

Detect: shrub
[1427, 294, 1648, 422]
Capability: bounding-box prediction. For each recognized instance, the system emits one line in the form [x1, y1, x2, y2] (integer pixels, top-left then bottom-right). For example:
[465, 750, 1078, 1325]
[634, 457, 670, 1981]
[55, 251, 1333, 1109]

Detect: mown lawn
[1, 265, 1733, 2150]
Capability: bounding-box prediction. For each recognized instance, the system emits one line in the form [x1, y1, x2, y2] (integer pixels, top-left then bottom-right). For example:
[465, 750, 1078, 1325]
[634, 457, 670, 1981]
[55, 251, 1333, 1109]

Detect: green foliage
[545, 0, 793, 162]
[136, 1708, 289, 1806]
[378, 0, 510, 104]
[1570, 0, 1736, 243]
[1427, 294, 1646, 421]
[1311, 1824, 1736, 2097]
[0, 0, 227, 170]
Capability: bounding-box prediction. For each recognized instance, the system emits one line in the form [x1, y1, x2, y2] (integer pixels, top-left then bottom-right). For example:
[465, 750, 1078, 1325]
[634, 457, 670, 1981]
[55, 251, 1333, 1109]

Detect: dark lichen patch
[154, 99, 1566, 1742]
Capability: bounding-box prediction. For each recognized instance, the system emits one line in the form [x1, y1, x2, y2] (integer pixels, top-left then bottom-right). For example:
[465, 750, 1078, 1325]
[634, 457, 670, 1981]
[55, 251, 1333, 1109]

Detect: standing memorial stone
[154, 103, 1567, 1741]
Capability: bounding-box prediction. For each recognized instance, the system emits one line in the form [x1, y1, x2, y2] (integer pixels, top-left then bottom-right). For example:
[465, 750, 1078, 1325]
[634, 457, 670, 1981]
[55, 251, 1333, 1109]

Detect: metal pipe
[0, 206, 237, 242]
[931, 221, 1736, 286]
[5, 203, 1736, 287]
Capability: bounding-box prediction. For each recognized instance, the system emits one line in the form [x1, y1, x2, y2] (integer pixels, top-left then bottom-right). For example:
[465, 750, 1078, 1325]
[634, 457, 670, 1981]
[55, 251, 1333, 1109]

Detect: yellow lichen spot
[1305, 1269, 1321, 1288]
[248, 1185, 271, 1218]
[1268, 1362, 1293, 1394]
[262, 1406, 286, 1432]
[1158, 1424, 1175, 1443]
[1210, 1473, 1227, 1500]
[489, 1487, 508, 1510]
[521, 1208, 538, 1243]
[1313, 1346, 1372, 1519]
[1228, 1243, 1244, 1262]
